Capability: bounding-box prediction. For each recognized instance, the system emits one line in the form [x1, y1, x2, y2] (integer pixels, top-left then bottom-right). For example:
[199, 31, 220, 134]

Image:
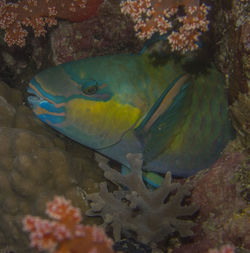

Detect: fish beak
[27, 82, 66, 126]
[27, 85, 45, 109]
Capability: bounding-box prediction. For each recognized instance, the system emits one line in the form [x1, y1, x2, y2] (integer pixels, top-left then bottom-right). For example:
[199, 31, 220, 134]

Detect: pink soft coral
[120, 0, 210, 53]
[0, 0, 103, 47]
[23, 196, 115, 253]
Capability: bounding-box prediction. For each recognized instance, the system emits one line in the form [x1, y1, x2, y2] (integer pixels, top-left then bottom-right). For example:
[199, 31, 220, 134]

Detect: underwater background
[0, 0, 249, 252]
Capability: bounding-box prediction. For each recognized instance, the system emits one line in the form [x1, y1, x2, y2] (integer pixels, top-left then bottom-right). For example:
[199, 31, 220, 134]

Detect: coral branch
[120, 0, 210, 53]
[0, 0, 103, 47]
[23, 196, 114, 253]
[87, 153, 198, 244]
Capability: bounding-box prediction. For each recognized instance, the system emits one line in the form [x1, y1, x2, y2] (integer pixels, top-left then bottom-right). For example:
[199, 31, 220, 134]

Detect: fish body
[28, 53, 234, 178]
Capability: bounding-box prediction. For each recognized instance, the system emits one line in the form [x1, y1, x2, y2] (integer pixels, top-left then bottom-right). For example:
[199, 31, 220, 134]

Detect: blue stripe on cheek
[40, 101, 65, 113]
[37, 113, 65, 125]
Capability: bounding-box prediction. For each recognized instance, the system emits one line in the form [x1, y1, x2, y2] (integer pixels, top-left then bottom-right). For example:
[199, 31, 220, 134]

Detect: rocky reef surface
[172, 144, 249, 253]
[0, 0, 249, 252]
[0, 80, 105, 253]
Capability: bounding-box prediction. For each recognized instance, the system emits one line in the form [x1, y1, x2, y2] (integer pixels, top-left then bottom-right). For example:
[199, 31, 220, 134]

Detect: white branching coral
[86, 153, 198, 244]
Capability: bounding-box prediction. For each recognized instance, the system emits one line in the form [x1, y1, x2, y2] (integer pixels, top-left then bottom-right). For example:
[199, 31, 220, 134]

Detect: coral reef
[0, 0, 103, 47]
[50, 1, 142, 64]
[120, 0, 210, 53]
[230, 93, 250, 150]
[208, 244, 235, 253]
[0, 0, 248, 252]
[0, 80, 105, 253]
[0, 0, 142, 90]
[113, 238, 152, 253]
[86, 153, 198, 245]
[172, 142, 249, 253]
[23, 196, 114, 253]
[213, 0, 249, 104]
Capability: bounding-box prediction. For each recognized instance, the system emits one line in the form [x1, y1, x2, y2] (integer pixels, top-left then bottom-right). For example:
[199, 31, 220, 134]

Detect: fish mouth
[27, 82, 66, 125]
[27, 86, 46, 108]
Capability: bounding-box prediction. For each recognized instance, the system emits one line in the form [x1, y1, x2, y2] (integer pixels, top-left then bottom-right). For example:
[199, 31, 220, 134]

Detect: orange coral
[0, 0, 103, 47]
[120, 0, 210, 53]
[23, 196, 115, 253]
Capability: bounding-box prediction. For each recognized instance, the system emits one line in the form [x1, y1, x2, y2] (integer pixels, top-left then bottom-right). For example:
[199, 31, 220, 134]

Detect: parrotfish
[27, 52, 234, 187]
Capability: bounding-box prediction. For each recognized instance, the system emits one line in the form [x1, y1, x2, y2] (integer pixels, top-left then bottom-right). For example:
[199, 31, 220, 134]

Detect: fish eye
[81, 84, 98, 95]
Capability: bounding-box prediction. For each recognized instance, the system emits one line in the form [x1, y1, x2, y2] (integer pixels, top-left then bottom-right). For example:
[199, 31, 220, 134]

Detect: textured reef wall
[172, 145, 249, 252]
[0, 0, 249, 252]
[0, 80, 105, 253]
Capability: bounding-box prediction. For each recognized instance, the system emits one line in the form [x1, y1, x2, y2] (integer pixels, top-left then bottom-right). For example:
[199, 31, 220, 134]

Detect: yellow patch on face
[66, 98, 143, 142]
[79, 72, 85, 79]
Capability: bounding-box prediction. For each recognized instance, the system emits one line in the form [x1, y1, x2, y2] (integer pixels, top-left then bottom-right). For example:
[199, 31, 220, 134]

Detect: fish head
[27, 56, 148, 150]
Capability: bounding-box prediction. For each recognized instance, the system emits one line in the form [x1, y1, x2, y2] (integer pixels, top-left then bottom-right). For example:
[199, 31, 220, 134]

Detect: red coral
[120, 0, 210, 53]
[23, 196, 115, 253]
[0, 0, 103, 47]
